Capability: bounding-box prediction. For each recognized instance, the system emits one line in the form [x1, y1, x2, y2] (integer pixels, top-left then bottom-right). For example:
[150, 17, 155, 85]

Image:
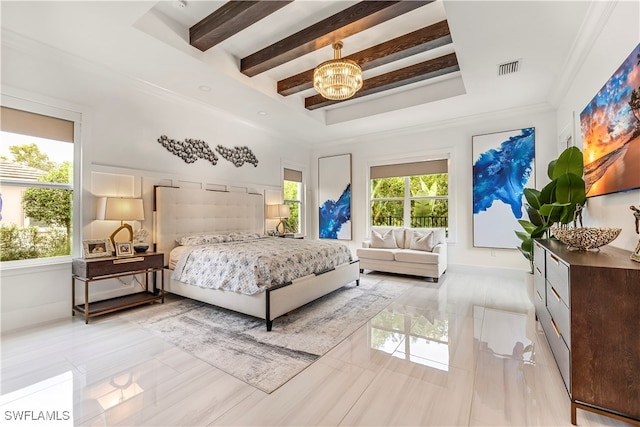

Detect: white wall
[556, 0, 640, 251]
[312, 106, 557, 272]
[1, 35, 310, 333]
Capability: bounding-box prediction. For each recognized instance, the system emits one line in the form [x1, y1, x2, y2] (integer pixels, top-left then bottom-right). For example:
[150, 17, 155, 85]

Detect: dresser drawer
[534, 277, 546, 318]
[73, 253, 163, 279]
[539, 308, 571, 393]
[545, 251, 569, 305]
[533, 241, 545, 272]
[534, 262, 545, 306]
[546, 280, 571, 348]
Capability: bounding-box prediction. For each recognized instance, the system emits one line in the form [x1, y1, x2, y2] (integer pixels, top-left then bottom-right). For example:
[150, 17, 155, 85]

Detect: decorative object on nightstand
[267, 204, 290, 236]
[83, 239, 112, 259]
[96, 197, 145, 251]
[115, 241, 133, 257]
[133, 228, 150, 253]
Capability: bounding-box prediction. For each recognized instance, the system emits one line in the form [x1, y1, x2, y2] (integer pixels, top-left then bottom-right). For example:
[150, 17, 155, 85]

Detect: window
[283, 168, 303, 234]
[0, 106, 75, 262]
[370, 160, 448, 230]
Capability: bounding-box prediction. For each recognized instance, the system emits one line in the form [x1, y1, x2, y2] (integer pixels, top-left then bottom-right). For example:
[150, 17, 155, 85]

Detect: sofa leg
[359, 268, 364, 273]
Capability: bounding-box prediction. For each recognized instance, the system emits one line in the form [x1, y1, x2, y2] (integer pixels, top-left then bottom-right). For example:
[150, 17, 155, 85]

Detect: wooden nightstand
[72, 252, 164, 324]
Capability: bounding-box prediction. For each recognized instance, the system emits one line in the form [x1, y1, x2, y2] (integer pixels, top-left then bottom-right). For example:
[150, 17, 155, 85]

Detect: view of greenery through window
[0, 140, 73, 261]
[283, 180, 301, 233]
[371, 173, 448, 229]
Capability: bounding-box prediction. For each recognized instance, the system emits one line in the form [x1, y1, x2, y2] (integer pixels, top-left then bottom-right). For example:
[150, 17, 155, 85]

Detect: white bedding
[171, 236, 353, 295]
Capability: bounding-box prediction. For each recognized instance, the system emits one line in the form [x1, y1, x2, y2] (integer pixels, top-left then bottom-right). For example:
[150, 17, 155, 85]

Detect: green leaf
[540, 180, 557, 205]
[556, 173, 586, 205]
[524, 188, 542, 210]
[526, 206, 543, 226]
[547, 159, 557, 180]
[553, 146, 584, 180]
[531, 224, 548, 239]
[520, 239, 533, 255]
[515, 231, 530, 242]
[517, 219, 537, 234]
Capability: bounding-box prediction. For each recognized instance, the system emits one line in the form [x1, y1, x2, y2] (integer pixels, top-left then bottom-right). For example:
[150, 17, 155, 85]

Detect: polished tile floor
[1, 269, 635, 426]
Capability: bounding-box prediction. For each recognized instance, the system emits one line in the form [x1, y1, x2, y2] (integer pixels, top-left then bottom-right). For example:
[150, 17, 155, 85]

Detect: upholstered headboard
[154, 186, 264, 265]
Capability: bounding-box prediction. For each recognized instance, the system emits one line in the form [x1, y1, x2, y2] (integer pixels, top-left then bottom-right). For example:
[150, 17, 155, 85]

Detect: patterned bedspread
[171, 237, 353, 295]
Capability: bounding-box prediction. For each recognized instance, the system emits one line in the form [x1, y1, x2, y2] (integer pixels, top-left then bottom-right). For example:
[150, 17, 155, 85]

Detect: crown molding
[548, 1, 618, 107]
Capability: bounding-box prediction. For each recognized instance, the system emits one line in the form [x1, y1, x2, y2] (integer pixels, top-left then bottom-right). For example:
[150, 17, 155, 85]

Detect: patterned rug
[127, 276, 408, 393]
[126, 276, 409, 393]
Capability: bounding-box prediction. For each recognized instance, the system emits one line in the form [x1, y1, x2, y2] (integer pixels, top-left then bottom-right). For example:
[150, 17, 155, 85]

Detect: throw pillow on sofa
[371, 229, 398, 249]
[409, 230, 435, 251]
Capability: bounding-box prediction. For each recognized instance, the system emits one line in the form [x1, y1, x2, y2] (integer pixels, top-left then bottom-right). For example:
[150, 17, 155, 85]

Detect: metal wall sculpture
[157, 135, 258, 167]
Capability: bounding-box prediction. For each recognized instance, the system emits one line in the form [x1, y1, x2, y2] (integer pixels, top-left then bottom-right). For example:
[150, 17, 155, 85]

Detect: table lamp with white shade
[96, 197, 144, 251]
[267, 204, 290, 236]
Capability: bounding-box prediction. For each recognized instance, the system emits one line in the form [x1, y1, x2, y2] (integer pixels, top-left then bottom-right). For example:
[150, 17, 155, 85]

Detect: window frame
[370, 176, 448, 228]
[0, 94, 82, 267]
[367, 153, 454, 241]
[282, 164, 307, 236]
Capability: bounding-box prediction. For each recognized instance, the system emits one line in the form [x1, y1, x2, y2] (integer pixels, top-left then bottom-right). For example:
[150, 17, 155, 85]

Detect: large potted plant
[516, 146, 587, 272]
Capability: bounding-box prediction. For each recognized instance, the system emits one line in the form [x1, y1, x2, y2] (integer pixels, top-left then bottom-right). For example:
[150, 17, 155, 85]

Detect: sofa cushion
[370, 229, 398, 249]
[404, 228, 446, 249]
[356, 248, 397, 261]
[371, 227, 405, 248]
[394, 249, 440, 265]
[408, 230, 435, 251]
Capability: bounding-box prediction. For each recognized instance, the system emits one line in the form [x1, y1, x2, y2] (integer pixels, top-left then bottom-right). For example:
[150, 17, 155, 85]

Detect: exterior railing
[372, 216, 448, 228]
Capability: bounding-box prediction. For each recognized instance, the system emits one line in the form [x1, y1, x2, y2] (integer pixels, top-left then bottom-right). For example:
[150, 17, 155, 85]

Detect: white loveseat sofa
[356, 226, 447, 282]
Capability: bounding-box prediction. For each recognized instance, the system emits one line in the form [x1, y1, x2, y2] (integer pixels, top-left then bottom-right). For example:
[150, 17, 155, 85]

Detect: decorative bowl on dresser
[533, 239, 640, 426]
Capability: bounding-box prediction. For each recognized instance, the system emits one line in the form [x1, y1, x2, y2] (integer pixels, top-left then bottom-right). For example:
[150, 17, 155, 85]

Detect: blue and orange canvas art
[580, 43, 640, 197]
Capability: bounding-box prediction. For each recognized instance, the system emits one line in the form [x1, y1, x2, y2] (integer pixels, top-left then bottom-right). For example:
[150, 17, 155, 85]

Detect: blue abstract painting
[472, 128, 535, 249]
[319, 184, 351, 239]
[318, 154, 352, 239]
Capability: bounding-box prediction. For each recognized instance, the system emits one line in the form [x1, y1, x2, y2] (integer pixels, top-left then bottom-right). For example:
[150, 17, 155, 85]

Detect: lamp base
[275, 219, 286, 236]
[110, 223, 133, 253]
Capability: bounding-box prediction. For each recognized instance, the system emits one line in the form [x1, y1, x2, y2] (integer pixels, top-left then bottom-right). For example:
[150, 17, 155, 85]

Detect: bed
[154, 186, 360, 330]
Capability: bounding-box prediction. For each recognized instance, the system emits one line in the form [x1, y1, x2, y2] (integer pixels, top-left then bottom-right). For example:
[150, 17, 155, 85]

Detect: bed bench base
[166, 260, 360, 330]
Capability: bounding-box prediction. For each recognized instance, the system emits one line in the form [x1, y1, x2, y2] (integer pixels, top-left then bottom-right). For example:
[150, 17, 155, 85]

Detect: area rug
[125, 276, 409, 393]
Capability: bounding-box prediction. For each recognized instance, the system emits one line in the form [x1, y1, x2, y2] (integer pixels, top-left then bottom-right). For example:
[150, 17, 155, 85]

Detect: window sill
[0, 256, 72, 276]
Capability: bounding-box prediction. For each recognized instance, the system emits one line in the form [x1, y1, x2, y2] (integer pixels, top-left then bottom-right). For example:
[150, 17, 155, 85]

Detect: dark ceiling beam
[305, 52, 460, 110]
[190, 1, 292, 52]
[278, 20, 452, 96]
[240, 1, 432, 77]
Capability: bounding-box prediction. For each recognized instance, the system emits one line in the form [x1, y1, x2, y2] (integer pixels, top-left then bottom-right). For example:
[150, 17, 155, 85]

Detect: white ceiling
[0, 1, 595, 145]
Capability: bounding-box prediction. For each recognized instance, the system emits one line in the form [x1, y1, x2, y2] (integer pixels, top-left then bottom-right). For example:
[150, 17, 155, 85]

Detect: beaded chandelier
[313, 42, 363, 100]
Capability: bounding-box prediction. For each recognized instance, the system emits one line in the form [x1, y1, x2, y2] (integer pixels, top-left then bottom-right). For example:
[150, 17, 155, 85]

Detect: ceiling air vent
[498, 60, 521, 76]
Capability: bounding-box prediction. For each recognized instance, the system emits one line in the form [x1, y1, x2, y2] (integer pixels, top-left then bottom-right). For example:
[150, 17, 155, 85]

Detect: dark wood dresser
[534, 239, 640, 426]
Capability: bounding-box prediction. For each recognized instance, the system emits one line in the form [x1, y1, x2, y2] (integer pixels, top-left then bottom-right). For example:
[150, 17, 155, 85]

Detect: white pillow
[226, 231, 262, 242]
[177, 233, 228, 246]
[409, 230, 435, 252]
[432, 228, 446, 247]
[370, 229, 398, 249]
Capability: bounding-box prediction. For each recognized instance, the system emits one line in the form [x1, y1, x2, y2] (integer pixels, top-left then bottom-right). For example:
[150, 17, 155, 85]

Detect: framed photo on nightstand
[115, 242, 133, 257]
[83, 239, 112, 258]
